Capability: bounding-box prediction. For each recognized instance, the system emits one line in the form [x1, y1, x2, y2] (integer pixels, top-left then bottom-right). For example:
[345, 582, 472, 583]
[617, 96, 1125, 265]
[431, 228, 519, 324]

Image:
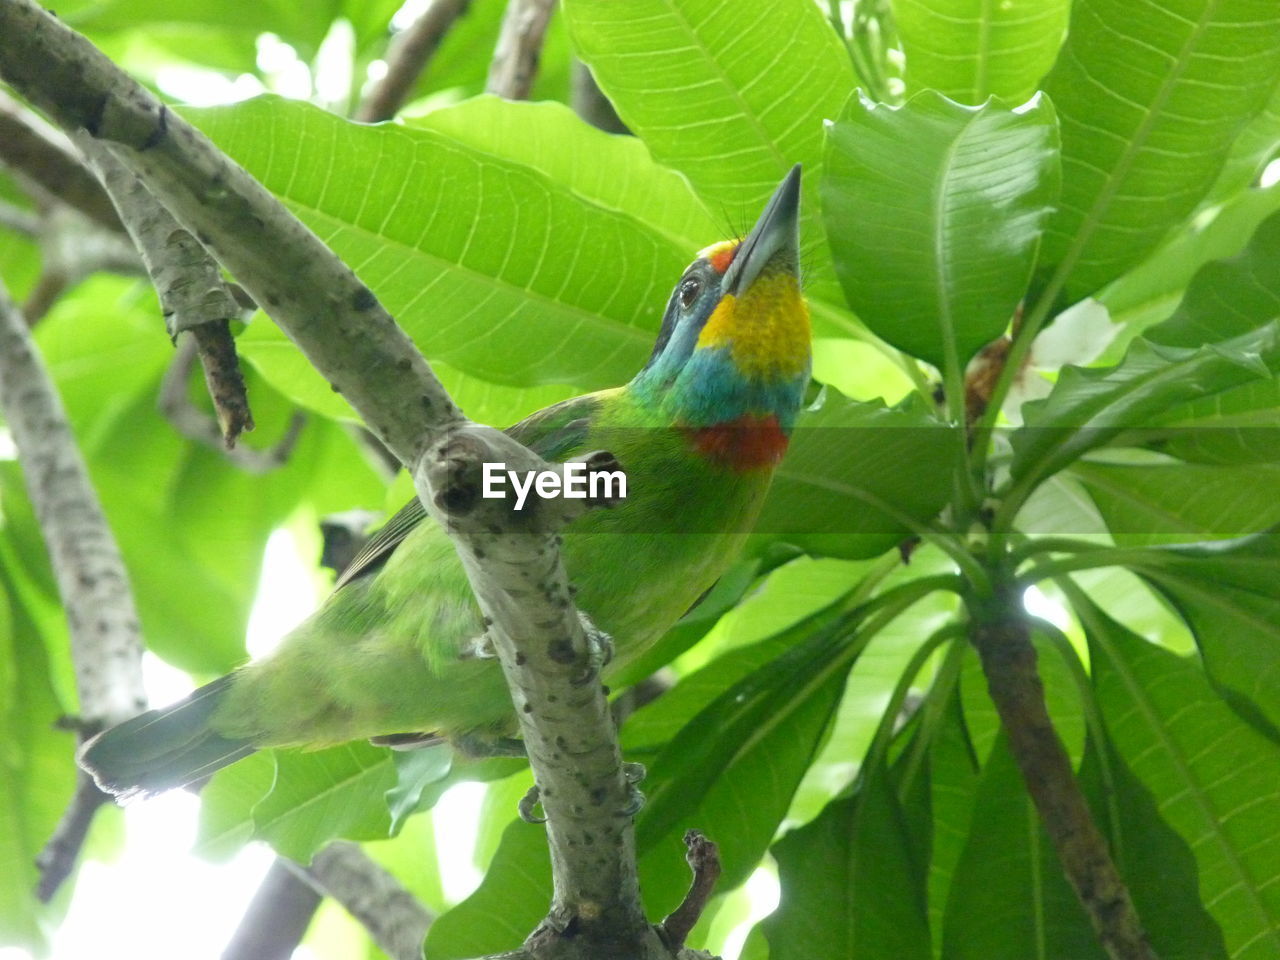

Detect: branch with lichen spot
[357, 0, 471, 122]
[0, 5, 679, 955]
[487, 0, 557, 100]
[0, 276, 146, 901]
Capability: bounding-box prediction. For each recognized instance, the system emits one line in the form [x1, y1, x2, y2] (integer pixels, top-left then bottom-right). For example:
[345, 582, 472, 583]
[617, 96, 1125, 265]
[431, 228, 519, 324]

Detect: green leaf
[1082, 598, 1280, 960]
[1205, 78, 1280, 205]
[385, 746, 452, 834]
[186, 95, 714, 393]
[564, 0, 854, 304]
[1010, 324, 1280, 493]
[1078, 737, 1229, 960]
[926, 687, 979, 954]
[423, 818, 549, 960]
[1039, 0, 1280, 299]
[941, 733, 1104, 960]
[252, 743, 396, 862]
[823, 90, 1059, 372]
[1147, 208, 1280, 348]
[1099, 181, 1280, 335]
[194, 750, 277, 861]
[1131, 377, 1280, 466]
[764, 759, 930, 959]
[756, 390, 964, 559]
[894, 0, 1069, 105]
[1073, 461, 1280, 546]
[1127, 535, 1280, 740]
[634, 621, 855, 915]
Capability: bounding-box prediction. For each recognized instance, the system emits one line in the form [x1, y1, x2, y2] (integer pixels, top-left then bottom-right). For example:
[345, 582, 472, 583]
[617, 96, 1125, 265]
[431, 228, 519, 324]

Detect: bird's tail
[78, 675, 255, 799]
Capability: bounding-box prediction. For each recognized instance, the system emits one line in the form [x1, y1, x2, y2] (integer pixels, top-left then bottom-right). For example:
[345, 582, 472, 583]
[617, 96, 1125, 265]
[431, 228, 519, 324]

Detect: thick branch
[284, 842, 433, 960]
[357, 0, 471, 123]
[221, 859, 322, 960]
[487, 0, 556, 100]
[0, 91, 123, 231]
[0, 277, 146, 898]
[968, 587, 1155, 960]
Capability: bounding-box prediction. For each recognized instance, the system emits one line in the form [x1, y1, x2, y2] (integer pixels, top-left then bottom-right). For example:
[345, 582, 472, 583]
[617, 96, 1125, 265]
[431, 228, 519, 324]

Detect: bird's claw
[570, 612, 613, 686]
[620, 762, 646, 816]
[518, 785, 546, 824]
[460, 631, 496, 660]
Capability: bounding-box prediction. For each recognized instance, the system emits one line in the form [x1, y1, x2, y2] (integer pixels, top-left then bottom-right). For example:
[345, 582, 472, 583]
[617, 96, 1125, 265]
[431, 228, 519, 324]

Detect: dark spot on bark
[548, 637, 576, 664]
[394, 357, 411, 372]
[554, 735, 567, 750]
[583, 832, 594, 845]
[351, 286, 377, 311]
[522, 702, 532, 713]
[140, 105, 169, 150]
[482, 616, 493, 628]
[330, 382, 342, 393]
[84, 93, 109, 135]
[515, 652, 527, 666]
[590, 786, 608, 806]
[563, 916, 581, 939]
[435, 483, 475, 516]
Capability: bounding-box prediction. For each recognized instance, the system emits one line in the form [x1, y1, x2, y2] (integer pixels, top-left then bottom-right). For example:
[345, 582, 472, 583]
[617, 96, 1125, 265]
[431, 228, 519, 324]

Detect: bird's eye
[679, 277, 701, 309]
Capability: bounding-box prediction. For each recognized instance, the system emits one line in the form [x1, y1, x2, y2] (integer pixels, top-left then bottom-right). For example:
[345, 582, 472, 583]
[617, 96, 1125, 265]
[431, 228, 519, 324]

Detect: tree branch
[968, 585, 1155, 960]
[76, 136, 258, 445]
[0, 276, 146, 899]
[0, 6, 670, 955]
[570, 60, 628, 135]
[22, 204, 143, 325]
[284, 842, 434, 960]
[357, 0, 471, 123]
[0, 90, 123, 232]
[221, 858, 322, 960]
[487, 0, 557, 101]
[159, 330, 305, 469]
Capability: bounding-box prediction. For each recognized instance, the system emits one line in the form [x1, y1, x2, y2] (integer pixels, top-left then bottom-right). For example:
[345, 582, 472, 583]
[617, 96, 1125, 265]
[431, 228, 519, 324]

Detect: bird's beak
[722, 163, 802, 298]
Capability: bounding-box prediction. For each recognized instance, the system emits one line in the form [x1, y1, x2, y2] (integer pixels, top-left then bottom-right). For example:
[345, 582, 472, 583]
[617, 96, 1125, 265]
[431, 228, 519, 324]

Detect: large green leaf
[756, 391, 964, 559]
[252, 743, 397, 862]
[1127, 535, 1280, 740]
[764, 761, 930, 959]
[1206, 78, 1280, 205]
[925, 687, 978, 955]
[1082, 598, 1280, 960]
[894, 0, 1069, 105]
[186, 95, 716, 394]
[941, 733, 1103, 960]
[822, 90, 1059, 372]
[193, 750, 277, 860]
[1078, 737, 1229, 960]
[1130, 377, 1280, 466]
[1147, 208, 1280, 348]
[1072, 461, 1280, 546]
[633, 621, 856, 915]
[564, 0, 854, 307]
[1039, 0, 1280, 300]
[1099, 181, 1280, 335]
[1010, 323, 1280, 493]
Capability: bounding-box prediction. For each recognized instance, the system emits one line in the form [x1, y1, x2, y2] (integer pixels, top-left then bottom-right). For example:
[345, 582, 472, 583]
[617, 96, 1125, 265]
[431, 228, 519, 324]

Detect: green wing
[333, 390, 611, 589]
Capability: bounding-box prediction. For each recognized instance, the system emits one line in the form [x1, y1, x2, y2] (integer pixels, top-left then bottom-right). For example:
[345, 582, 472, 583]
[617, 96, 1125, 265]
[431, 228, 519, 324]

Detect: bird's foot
[518, 785, 546, 823]
[571, 612, 613, 685]
[620, 762, 646, 816]
[460, 631, 497, 660]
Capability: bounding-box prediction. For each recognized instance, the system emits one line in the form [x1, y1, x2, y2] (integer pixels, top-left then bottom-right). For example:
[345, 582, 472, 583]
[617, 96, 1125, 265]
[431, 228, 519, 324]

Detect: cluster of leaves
[4, 0, 1280, 957]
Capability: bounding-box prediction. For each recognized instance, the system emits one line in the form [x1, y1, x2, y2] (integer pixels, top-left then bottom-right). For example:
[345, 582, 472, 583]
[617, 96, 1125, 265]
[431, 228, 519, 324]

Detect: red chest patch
[685, 414, 790, 471]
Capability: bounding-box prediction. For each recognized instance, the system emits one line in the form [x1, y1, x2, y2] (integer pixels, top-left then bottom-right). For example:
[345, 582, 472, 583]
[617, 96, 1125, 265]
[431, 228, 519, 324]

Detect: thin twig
[357, 0, 471, 122]
[158, 332, 305, 471]
[284, 842, 434, 960]
[222, 859, 323, 960]
[486, 0, 557, 100]
[967, 585, 1155, 960]
[657, 831, 722, 951]
[0, 276, 146, 900]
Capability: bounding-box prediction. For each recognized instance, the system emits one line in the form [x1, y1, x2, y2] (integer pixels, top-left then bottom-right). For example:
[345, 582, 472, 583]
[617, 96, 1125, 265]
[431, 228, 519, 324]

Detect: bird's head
[630, 165, 811, 469]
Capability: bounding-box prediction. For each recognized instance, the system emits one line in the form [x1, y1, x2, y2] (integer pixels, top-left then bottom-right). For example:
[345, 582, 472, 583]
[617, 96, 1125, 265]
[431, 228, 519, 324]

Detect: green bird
[80, 166, 813, 797]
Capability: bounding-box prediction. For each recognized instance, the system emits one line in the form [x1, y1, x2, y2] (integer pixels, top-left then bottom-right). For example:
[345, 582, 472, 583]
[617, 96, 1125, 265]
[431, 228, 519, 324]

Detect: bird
[80, 165, 813, 798]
